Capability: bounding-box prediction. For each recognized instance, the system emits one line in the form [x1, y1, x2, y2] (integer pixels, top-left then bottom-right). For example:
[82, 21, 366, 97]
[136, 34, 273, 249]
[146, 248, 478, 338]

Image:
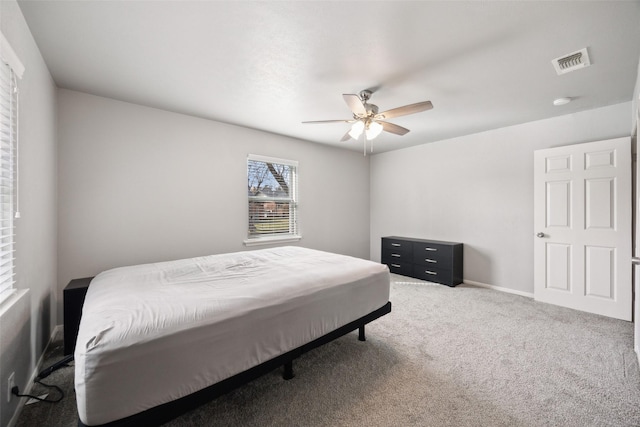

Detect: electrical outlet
[7, 372, 15, 402]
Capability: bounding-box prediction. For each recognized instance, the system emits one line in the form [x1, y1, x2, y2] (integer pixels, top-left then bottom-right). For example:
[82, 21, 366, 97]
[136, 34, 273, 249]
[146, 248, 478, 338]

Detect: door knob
[536, 232, 545, 238]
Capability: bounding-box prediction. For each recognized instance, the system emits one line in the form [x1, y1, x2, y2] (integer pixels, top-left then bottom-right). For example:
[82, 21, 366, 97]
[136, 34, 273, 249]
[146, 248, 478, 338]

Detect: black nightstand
[63, 277, 93, 355]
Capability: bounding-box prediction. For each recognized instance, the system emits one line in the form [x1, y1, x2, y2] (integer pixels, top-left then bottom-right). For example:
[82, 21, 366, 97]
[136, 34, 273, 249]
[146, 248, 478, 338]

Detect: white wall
[0, 1, 58, 425]
[370, 102, 632, 295]
[57, 89, 370, 319]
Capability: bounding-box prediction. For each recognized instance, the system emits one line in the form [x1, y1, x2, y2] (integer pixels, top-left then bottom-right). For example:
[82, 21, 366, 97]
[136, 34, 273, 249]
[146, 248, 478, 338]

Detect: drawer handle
[391, 243, 401, 247]
[425, 259, 437, 263]
[425, 248, 438, 252]
[391, 264, 401, 268]
[425, 270, 437, 275]
[391, 254, 401, 258]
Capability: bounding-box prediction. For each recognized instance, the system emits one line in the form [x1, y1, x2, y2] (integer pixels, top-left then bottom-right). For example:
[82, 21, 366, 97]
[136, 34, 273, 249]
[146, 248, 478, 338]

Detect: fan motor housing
[365, 103, 379, 115]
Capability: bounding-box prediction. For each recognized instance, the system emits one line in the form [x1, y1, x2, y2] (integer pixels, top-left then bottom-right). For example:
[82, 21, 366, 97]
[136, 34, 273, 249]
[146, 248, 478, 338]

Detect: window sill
[243, 235, 302, 247]
[0, 289, 29, 317]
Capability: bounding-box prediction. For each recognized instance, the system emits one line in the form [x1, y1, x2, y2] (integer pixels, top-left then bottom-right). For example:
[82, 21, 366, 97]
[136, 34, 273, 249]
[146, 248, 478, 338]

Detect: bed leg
[283, 361, 295, 380]
[358, 325, 366, 341]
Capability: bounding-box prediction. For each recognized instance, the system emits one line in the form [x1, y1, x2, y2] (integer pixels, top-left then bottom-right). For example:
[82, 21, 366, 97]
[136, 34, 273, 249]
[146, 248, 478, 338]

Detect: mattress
[74, 246, 390, 425]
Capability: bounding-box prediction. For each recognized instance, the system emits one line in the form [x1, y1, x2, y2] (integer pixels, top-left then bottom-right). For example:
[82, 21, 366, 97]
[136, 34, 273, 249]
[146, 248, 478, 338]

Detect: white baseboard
[463, 279, 534, 299]
[7, 324, 63, 427]
[636, 344, 640, 367]
[390, 273, 535, 299]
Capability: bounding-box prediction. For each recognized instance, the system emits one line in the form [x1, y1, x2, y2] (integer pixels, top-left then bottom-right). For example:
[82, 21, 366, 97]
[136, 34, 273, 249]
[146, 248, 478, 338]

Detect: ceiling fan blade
[342, 94, 367, 116]
[302, 119, 354, 124]
[340, 130, 352, 142]
[376, 101, 433, 120]
[379, 121, 410, 136]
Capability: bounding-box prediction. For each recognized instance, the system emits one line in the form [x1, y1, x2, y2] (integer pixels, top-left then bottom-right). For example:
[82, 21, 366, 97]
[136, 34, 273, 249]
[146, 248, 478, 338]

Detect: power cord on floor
[11, 378, 64, 403]
[15, 351, 73, 404]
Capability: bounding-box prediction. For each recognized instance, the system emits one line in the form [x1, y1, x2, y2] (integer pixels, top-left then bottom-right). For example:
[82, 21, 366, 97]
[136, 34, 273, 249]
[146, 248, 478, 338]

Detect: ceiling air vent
[552, 48, 591, 75]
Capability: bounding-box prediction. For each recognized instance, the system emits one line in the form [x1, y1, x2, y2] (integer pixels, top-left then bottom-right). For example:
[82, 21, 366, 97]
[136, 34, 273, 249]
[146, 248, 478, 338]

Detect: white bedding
[74, 246, 390, 425]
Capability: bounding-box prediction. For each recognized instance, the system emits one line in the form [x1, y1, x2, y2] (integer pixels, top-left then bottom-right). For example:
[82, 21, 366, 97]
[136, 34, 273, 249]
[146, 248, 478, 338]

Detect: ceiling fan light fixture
[366, 121, 383, 139]
[302, 90, 433, 152]
[349, 120, 365, 139]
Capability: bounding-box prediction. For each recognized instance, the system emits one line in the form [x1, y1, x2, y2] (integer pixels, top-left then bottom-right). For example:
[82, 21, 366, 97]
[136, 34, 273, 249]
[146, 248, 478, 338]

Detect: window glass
[246, 155, 299, 244]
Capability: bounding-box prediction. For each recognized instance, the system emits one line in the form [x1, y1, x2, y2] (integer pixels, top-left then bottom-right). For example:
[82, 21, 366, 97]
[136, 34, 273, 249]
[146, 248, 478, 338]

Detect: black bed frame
[78, 301, 392, 427]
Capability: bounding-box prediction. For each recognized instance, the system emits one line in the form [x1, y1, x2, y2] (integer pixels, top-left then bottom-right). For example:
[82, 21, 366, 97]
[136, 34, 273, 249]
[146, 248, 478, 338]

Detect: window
[0, 34, 21, 304]
[245, 154, 300, 245]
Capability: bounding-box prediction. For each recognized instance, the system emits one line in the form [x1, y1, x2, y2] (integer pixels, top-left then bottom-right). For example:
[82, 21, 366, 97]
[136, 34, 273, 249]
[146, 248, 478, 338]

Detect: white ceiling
[17, 1, 640, 154]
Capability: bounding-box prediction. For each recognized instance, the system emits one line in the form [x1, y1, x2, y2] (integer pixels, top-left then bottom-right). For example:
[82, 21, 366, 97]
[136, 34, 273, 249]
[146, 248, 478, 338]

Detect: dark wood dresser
[381, 236, 463, 287]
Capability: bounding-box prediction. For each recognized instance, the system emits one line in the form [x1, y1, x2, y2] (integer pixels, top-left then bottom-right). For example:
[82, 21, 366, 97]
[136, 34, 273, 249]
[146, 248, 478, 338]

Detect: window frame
[244, 154, 301, 246]
[0, 33, 21, 305]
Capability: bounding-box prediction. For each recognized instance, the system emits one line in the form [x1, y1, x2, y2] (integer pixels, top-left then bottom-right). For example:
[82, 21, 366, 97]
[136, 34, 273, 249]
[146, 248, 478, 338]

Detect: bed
[74, 246, 391, 426]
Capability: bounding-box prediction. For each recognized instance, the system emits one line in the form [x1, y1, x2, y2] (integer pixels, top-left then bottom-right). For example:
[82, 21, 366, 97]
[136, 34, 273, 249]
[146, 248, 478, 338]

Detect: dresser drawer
[412, 265, 452, 286]
[383, 259, 413, 277]
[412, 242, 452, 267]
[383, 251, 413, 266]
[382, 237, 413, 252]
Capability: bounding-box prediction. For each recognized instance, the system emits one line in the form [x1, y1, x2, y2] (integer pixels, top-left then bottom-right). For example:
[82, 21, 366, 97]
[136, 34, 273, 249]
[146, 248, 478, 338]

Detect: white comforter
[75, 246, 390, 425]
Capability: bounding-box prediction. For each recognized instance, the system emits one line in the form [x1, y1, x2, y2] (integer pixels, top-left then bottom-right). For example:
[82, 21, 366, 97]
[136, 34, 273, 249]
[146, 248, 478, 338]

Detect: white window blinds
[246, 154, 300, 245]
[0, 54, 18, 300]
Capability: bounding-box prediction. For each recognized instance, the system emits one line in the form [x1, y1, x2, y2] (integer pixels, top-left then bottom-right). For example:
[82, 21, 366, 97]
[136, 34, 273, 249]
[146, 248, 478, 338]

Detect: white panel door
[534, 137, 632, 321]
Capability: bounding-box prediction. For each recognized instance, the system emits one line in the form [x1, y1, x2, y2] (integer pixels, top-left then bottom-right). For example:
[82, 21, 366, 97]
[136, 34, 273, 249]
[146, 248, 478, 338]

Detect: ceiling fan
[302, 90, 433, 154]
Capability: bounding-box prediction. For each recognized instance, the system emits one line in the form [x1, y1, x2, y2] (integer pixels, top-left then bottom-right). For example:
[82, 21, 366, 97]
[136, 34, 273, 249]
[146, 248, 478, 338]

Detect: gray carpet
[16, 275, 640, 426]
